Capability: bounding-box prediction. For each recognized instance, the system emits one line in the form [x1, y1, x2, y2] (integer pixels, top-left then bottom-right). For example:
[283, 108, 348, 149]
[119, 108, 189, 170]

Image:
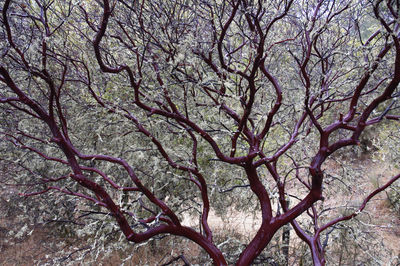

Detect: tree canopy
[1, 0, 400, 265]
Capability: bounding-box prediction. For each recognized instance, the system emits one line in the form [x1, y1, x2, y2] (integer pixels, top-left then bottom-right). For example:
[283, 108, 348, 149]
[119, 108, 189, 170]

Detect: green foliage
[1, 0, 400, 264]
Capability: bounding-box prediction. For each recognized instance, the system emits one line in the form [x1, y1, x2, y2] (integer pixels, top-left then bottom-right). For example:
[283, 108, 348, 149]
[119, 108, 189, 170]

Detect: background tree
[1, 0, 400, 265]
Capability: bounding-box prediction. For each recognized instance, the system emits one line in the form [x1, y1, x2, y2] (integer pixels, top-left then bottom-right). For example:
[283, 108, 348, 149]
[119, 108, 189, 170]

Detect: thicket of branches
[1, 0, 400, 265]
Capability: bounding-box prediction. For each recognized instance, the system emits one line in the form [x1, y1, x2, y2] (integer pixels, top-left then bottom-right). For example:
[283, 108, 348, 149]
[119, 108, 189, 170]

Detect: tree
[1, 0, 399, 265]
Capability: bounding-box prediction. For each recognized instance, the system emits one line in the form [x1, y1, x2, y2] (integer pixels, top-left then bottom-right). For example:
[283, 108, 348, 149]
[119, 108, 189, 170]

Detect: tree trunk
[282, 199, 290, 265]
